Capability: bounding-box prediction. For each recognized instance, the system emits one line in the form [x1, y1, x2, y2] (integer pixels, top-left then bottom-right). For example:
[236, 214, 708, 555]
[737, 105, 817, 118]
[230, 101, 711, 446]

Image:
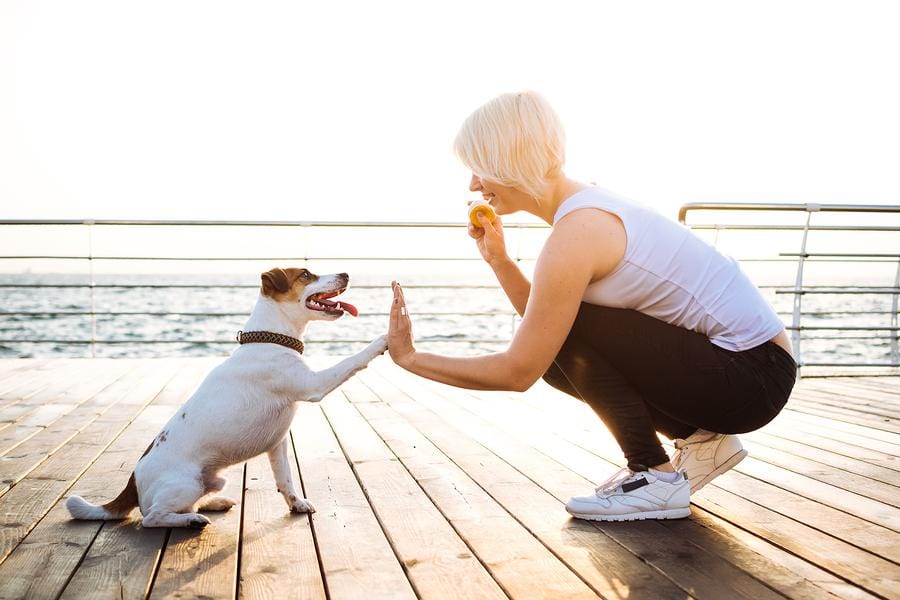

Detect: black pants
[542, 304, 797, 471]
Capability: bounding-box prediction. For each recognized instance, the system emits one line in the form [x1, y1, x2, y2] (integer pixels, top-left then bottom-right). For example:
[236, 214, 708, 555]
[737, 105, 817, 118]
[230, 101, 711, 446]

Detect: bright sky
[2, 0, 900, 225]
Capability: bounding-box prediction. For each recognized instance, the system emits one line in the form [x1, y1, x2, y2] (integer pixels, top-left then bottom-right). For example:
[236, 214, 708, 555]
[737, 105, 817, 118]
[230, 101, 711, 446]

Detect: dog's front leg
[303, 334, 387, 402]
[267, 436, 314, 513]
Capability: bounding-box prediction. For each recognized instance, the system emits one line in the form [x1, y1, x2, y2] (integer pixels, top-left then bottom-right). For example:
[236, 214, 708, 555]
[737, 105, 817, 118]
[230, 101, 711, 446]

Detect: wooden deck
[0, 358, 897, 599]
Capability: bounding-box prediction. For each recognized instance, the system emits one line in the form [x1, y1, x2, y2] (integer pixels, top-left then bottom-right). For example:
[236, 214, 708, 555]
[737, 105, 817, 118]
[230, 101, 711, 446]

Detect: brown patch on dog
[181, 412, 186, 419]
[260, 267, 317, 300]
[100, 440, 153, 518]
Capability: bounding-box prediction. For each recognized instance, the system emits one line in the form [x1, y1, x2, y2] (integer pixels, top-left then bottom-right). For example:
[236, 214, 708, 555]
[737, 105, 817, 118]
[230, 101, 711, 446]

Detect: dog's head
[260, 267, 358, 321]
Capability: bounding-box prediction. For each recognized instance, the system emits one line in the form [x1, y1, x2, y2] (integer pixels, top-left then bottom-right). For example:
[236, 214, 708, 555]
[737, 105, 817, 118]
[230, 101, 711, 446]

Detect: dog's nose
[338, 272, 349, 279]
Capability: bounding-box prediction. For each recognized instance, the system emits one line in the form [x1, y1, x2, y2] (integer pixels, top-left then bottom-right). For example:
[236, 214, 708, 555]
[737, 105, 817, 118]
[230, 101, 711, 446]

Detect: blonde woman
[387, 91, 796, 522]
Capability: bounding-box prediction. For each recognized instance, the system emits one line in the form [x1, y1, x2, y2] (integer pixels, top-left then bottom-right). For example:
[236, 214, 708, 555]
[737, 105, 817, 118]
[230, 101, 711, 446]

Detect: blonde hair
[453, 91, 566, 200]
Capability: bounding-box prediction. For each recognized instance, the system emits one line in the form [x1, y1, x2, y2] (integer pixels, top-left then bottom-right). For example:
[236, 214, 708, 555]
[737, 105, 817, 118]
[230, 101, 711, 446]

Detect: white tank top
[553, 187, 784, 352]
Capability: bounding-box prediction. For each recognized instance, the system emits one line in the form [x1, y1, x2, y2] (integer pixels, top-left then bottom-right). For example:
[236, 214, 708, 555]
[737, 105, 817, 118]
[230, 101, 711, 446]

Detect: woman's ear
[260, 268, 291, 297]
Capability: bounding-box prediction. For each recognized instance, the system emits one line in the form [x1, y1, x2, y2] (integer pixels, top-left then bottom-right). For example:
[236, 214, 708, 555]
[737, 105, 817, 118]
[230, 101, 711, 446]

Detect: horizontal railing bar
[678, 202, 900, 223]
[684, 224, 900, 232]
[0, 310, 513, 317]
[781, 252, 900, 258]
[798, 363, 900, 368]
[776, 288, 900, 295]
[0, 256, 507, 262]
[1, 312, 895, 326]
[0, 219, 548, 229]
[786, 326, 900, 331]
[0, 338, 511, 344]
[0, 284, 503, 289]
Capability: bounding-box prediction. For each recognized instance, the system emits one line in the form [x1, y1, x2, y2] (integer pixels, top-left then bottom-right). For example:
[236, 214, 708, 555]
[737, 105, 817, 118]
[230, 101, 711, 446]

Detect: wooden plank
[0, 360, 182, 566]
[238, 451, 326, 599]
[55, 361, 215, 600]
[0, 360, 49, 390]
[777, 411, 900, 454]
[343, 379, 623, 599]
[740, 438, 900, 508]
[149, 462, 245, 599]
[697, 484, 900, 599]
[735, 457, 900, 532]
[0, 360, 146, 496]
[0, 360, 167, 497]
[0, 359, 80, 409]
[745, 430, 900, 488]
[761, 420, 900, 473]
[785, 401, 900, 435]
[321, 388, 513, 599]
[0, 360, 199, 599]
[379, 367, 887, 600]
[356, 367, 699, 600]
[291, 401, 416, 600]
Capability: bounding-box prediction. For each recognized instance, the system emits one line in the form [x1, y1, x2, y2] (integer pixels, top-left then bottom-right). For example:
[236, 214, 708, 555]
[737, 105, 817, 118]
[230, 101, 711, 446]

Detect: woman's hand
[388, 281, 416, 368]
[467, 210, 509, 267]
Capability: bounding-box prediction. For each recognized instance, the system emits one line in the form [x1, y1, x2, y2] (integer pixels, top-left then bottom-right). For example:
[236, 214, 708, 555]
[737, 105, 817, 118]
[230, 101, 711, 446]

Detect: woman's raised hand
[467, 210, 509, 267]
[388, 281, 416, 368]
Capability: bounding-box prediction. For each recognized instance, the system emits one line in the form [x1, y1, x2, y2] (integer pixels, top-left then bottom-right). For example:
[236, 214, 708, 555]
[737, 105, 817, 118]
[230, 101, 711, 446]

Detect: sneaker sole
[690, 449, 748, 493]
[567, 507, 692, 522]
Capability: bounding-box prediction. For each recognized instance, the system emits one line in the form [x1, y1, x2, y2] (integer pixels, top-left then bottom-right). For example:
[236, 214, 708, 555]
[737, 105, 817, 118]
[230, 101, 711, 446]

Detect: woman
[387, 91, 796, 522]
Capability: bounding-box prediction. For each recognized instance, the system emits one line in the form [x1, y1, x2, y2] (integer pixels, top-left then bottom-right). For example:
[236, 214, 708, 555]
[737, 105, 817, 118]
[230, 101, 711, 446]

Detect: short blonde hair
[454, 91, 566, 200]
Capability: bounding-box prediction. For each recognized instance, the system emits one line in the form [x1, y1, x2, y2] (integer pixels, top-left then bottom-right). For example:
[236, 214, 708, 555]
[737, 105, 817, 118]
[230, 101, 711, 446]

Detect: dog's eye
[300, 271, 310, 279]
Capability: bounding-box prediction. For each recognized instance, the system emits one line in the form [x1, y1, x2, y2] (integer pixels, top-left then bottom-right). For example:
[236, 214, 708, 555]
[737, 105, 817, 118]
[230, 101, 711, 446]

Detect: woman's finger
[389, 281, 401, 332]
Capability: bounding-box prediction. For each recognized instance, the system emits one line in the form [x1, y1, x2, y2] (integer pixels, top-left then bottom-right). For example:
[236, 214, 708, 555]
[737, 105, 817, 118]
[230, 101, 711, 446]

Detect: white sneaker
[565, 468, 691, 522]
[672, 431, 748, 492]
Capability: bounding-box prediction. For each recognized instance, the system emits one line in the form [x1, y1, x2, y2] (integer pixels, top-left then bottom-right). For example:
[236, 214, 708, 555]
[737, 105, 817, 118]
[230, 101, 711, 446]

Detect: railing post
[892, 258, 900, 366]
[791, 208, 816, 374]
[86, 220, 97, 358]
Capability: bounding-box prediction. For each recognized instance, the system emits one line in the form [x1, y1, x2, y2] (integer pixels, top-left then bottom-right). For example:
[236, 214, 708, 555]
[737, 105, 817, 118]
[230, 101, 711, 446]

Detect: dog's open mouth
[305, 289, 359, 317]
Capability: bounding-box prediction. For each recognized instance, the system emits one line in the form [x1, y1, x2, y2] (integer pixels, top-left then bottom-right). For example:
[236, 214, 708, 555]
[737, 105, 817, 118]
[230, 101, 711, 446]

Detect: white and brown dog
[66, 267, 387, 528]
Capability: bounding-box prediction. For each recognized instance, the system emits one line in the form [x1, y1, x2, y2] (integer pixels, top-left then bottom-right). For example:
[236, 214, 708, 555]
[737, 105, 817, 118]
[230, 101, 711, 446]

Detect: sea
[1, 269, 897, 369]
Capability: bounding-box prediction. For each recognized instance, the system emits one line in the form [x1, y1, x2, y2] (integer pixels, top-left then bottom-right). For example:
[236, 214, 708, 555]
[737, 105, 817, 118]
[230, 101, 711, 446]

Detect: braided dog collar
[236, 330, 304, 354]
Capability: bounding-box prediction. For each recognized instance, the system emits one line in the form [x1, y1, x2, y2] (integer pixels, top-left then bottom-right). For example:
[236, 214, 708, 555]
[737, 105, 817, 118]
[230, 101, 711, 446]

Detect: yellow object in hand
[468, 200, 496, 226]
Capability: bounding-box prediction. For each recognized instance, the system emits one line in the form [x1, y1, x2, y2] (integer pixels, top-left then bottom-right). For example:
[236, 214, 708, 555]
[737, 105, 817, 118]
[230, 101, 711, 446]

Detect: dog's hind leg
[268, 436, 315, 513]
[141, 475, 210, 529]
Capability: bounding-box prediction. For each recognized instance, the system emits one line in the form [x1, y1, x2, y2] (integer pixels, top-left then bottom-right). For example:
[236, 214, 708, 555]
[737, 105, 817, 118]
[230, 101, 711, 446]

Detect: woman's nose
[469, 174, 481, 192]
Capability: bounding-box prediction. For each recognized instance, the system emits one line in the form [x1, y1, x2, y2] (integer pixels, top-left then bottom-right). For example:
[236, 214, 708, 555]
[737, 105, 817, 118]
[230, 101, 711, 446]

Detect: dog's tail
[66, 472, 139, 520]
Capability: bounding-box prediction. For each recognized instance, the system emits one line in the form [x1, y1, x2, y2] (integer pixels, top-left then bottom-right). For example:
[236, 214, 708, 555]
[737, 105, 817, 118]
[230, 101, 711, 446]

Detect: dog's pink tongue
[339, 301, 359, 317]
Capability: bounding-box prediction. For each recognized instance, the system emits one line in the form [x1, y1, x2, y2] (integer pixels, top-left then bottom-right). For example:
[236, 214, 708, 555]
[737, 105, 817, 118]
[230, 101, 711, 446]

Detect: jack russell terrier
[66, 267, 387, 528]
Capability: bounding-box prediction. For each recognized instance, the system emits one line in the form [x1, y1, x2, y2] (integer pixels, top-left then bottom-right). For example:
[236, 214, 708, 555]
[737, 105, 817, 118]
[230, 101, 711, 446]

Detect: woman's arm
[389, 209, 626, 391]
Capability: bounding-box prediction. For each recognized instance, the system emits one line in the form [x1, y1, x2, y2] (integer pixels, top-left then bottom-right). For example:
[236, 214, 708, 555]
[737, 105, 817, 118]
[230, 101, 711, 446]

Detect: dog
[66, 267, 387, 528]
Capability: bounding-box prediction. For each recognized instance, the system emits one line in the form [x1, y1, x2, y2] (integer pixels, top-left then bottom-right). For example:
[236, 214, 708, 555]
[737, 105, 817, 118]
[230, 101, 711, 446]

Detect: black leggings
[543, 304, 797, 471]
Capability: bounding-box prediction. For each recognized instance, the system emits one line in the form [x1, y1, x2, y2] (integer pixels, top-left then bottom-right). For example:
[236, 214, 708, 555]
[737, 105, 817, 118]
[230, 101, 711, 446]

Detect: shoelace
[594, 467, 641, 496]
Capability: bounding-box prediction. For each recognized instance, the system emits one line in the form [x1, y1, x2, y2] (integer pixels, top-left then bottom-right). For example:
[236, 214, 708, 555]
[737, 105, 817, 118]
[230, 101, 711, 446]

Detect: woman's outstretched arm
[388, 209, 625, 391]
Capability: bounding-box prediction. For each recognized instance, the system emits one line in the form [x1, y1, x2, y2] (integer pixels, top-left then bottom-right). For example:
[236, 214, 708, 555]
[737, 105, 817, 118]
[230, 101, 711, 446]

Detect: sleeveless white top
[553, 187, 784, 352]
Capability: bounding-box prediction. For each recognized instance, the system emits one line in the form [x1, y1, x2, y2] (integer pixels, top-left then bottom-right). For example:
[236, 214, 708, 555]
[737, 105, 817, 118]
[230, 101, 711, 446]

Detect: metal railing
[3, 207, 899, 372]
[0, 219, 548, 357]
[679, 202, 900, 372]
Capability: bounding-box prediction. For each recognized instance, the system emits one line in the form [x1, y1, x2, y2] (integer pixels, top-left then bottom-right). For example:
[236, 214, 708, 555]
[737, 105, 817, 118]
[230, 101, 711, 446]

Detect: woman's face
[468, 174, 531, 215]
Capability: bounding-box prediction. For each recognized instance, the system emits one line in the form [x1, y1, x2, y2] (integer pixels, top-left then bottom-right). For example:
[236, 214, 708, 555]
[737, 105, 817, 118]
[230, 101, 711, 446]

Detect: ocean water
[1, 269, 898, 368]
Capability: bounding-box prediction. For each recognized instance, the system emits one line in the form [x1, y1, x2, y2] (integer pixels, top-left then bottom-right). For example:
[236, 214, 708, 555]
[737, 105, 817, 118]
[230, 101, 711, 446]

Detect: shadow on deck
[0, 358, 897, 599]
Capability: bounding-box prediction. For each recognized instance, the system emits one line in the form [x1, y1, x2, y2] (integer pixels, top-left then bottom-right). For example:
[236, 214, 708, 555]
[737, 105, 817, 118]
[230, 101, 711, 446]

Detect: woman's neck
[532, 176, 591, 225]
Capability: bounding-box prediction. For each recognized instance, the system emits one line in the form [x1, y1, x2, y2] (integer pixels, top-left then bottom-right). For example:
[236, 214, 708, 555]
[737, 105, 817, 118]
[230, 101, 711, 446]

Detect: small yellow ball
[468, 200, 496, 226]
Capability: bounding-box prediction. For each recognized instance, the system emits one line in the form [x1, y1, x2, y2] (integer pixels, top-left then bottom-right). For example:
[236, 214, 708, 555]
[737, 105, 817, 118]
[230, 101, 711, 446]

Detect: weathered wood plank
[378, 366, 881, 600]
[150, 462, 245, 599]
[56, 361, 214, 600]
[291, 401, 416, 600]
[741, 437, 900, 508]
[343, 378, 615, 599]
[238, 451, 326, 600]
[358, 367, 694, 600]
[321, 389, 511, 600]
[0, 360, 182, 566]
[0, 361, 201, 599]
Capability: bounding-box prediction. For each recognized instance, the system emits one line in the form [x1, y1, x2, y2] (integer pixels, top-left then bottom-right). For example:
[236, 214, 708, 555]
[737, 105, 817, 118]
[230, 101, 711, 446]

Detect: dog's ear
[261, 268, 292, 297]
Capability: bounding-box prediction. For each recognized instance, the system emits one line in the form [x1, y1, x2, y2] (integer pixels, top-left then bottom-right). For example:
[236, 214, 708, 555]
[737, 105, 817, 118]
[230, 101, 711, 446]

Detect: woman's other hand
[388, 281, 416, 368]
[467, 209, 509, 267]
